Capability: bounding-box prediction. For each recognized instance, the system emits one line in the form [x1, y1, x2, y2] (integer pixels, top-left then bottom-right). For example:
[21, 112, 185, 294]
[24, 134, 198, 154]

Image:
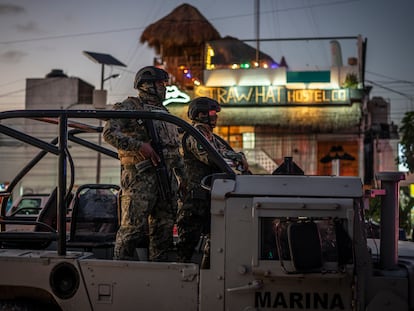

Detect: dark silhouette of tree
[398, 111, 414, 172]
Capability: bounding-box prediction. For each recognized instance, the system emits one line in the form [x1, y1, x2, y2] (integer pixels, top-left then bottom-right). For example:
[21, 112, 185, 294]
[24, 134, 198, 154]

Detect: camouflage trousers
[114, 164, 176, 261]
[176, 196, 210, 262]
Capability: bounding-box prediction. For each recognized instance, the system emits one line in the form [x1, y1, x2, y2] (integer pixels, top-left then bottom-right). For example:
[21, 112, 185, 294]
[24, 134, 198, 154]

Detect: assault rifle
[221, 150, 247, 173]
[145, 119, 173, 201]
[214, 134, 251, 174]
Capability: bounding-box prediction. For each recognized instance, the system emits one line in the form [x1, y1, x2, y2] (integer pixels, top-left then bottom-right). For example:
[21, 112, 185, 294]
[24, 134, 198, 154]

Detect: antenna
[255, 0, 260, 65]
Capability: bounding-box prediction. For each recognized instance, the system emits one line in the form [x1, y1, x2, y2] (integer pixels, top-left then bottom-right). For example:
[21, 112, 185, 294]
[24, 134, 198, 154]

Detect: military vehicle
[0, 109, 412, 311]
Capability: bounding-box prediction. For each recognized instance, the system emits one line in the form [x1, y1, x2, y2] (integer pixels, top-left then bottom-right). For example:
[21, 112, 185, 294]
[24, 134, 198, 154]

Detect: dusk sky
[0, 0, 413, 125]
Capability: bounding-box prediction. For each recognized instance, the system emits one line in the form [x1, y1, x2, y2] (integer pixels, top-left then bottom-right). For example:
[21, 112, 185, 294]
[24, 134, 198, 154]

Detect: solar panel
[83, 51, 126, 67]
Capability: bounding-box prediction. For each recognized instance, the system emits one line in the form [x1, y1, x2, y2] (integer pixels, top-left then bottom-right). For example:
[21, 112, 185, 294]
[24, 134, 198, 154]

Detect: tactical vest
[182, 127, 219, 192]
[115, 97, 181, 165]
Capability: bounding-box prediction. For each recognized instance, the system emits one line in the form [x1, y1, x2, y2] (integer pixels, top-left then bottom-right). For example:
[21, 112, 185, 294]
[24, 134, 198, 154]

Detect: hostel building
[0, 40, 397, 196]
[167, 37, 398, 184]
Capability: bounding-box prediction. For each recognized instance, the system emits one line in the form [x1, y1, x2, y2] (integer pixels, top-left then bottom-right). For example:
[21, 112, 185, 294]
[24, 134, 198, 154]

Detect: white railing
[242, 148, 278, 174]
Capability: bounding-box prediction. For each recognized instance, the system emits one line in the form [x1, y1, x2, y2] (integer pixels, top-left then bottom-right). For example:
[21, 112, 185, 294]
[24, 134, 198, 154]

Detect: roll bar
[0, 110, 235, 255]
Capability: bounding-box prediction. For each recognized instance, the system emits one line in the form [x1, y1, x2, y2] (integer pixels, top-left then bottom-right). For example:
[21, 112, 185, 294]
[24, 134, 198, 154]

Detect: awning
[168, 102, 362, 133]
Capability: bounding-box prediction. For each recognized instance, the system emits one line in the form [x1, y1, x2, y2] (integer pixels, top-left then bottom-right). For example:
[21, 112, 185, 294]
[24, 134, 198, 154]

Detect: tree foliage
[398, 111, 414, 172]
[399, 187, 413, 237]
[365, 189, 412, 239]
[342, 73, 359, 88]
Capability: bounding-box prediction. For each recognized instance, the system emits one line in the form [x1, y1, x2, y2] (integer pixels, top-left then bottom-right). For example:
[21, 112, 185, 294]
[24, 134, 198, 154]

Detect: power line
[366, 80, 413, 100]
[0, 0, 359, 46]
[211, 0, 360, 21]
[366, 70, 414, 85]
[0, 26, 144, 45]
[0, 79, 24, 88]
[0, 87, 25, 98]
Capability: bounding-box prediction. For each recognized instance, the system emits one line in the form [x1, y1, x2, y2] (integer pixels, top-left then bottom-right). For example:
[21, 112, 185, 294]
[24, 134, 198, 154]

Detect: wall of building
[26, 77, 93, 109]
[0, 73, 114, 198]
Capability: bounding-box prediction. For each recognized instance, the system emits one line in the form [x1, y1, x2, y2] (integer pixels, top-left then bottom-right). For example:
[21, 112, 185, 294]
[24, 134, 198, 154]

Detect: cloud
[0, 4, 25, 15]
[0, 4, 39, 33]
[15, 21, 39, 33]
[0, 50, 27, 63]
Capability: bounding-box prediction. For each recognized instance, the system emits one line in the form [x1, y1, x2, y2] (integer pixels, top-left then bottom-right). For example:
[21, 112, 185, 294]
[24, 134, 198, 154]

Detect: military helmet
[133, 66, 169, 89]
[188, 97, 221, 120]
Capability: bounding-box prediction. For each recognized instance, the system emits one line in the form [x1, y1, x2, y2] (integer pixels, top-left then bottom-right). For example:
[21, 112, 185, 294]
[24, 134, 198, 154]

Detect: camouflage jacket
[103, 96, 183, 175]
[182, 123, 245, 190]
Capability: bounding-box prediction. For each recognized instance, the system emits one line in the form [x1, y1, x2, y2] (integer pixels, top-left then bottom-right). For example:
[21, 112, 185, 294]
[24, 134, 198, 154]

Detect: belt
[121, 159, 153, 174]
[120, 156, 145, 165]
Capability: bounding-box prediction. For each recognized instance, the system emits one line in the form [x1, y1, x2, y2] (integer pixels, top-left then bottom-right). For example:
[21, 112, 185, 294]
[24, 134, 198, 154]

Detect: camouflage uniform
[103, 88, 183, 261]
[176, 122, 246, 263]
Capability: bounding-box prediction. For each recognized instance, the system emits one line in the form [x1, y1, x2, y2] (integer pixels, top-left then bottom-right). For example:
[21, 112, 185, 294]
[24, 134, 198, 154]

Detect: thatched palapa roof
[140, 3, 221, 54]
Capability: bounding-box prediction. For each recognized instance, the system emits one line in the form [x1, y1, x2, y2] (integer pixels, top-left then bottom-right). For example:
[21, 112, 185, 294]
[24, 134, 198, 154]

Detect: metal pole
[96, 64, 104, 184]
[100, 64, 104, 90]
[376, 172, 405, 270]
[57, 114, 68, 256]
[96, 121, 102, 184]
[241, 36, 359, 42]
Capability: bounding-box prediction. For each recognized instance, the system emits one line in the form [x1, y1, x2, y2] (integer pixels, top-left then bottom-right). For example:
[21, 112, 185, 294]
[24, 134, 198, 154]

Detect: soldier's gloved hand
[139, 142, 160, 166]
[240, 156, 249, 172]
[240, 155, 253, 175]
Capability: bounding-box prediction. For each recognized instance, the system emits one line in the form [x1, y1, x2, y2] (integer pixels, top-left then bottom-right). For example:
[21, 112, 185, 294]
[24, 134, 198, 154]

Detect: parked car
[5, 193, 51, 232]
[7, 193, 50, 217]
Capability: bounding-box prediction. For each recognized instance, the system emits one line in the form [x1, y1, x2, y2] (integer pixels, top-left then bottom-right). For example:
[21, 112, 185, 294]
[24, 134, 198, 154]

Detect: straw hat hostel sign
[195, 86, 353, 105]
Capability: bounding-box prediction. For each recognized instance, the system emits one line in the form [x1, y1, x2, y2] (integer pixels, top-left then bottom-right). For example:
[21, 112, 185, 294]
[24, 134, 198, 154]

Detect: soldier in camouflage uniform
[176, 97, 249, 265]
[103, 66, 183, 261]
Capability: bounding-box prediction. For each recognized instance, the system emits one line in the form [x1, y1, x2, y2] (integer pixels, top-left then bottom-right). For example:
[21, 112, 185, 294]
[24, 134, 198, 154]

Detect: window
[15, 198, 42, 215]
[259, 217, 352, 272]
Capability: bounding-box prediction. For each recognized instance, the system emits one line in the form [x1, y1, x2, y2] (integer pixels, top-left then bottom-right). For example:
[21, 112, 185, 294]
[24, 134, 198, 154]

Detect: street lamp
[82, 51, 126, 184]
[103, 73, 120, 84]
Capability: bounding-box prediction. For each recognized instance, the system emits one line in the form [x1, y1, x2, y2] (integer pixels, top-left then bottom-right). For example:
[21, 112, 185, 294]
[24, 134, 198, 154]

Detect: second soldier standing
[103, 66, 184, 261]
[176, 97, 250, 265]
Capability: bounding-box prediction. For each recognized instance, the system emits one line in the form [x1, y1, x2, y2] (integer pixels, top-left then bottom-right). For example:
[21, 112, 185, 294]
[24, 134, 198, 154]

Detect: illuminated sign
[163, 85, 191, 106]
[195, 86, 352, 105]
[0, 182, 8, 191]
